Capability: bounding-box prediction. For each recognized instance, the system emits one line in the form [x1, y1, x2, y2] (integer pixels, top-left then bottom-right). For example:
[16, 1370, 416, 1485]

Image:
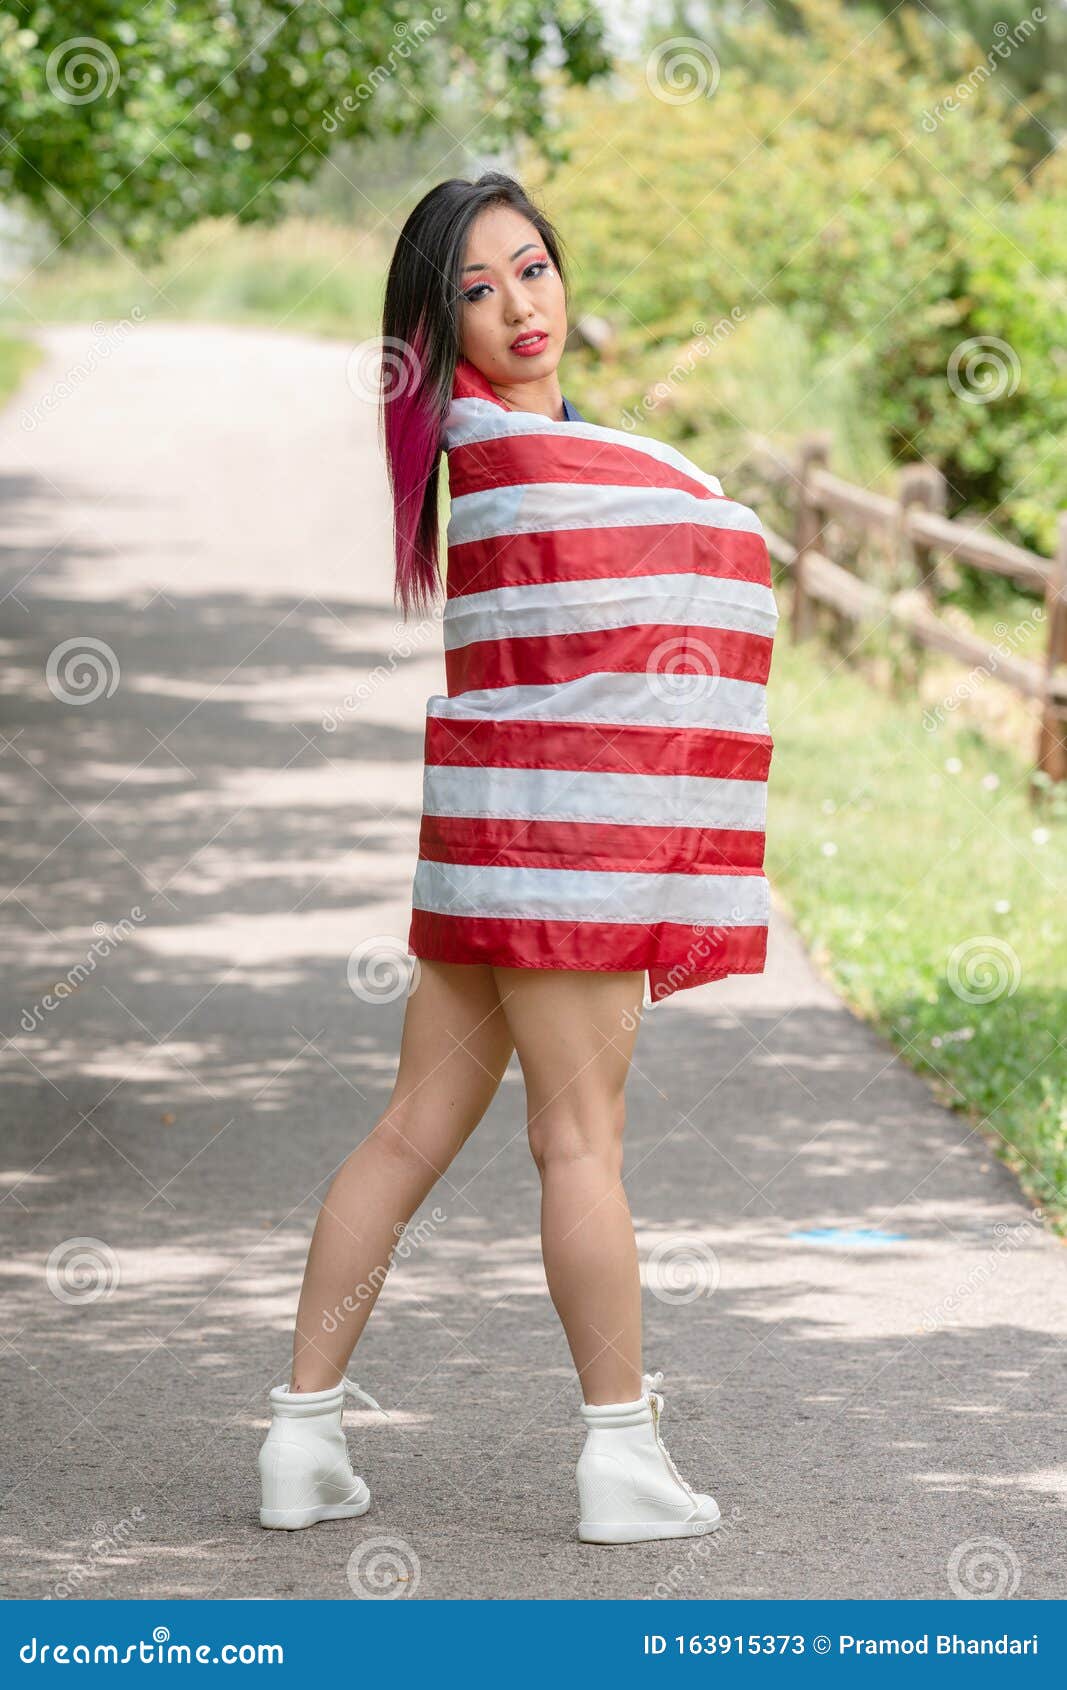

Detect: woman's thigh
[489, 966, 646, 1151]
[374, 958, 515, 1169]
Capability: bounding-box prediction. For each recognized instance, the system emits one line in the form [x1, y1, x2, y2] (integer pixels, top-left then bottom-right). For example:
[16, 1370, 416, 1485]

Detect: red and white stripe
[407, 369, 779, 1003]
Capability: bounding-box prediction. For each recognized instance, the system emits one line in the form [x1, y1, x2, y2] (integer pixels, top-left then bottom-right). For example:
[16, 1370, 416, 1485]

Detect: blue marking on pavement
[789, 1227, 908, 1246]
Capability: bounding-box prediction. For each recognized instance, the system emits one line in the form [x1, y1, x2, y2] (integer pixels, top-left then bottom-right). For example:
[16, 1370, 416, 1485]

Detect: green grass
[765, 611, 1067, 1230]
[0, 330, 43, 407]
[0, 216, 389, 342]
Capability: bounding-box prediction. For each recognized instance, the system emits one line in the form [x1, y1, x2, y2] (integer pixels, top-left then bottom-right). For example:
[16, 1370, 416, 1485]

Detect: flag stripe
[440, 395, 726, 497]
[445, 623, 773, 695]
[409, 908, 769, 987]
[427, 670, 772, 736]
[442, 571, 779, 647]
[423, 714, 773, 781]
[418, 812, 768, 872]
[448, 434, 728, 503]
[412, 858, 768, 927]
[421, 762, 768, 832]
[448, 480, 763, 550]
[446, 523, 773, 598]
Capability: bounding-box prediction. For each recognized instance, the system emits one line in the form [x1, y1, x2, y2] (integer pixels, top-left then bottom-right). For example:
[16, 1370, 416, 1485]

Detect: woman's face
[456, 203, 567, 387]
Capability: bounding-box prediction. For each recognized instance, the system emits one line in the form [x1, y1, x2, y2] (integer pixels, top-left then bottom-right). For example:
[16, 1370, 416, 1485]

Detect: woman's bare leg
[490, 965, 647, 1407]
[288, 959, 514, 1390]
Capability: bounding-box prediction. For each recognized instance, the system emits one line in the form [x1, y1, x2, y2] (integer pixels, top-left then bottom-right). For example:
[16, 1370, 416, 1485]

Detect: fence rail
[746, 432, 1067, 785]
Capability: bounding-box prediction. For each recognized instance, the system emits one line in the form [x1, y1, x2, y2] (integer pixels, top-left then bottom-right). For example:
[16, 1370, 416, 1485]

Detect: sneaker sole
[260, 1493, 371, 1530]
[578, 1512, 721, 1544]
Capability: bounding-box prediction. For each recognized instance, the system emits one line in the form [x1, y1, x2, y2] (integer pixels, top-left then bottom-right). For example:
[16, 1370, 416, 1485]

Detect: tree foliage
[0, 1, 611, 255]
[533, 0, 1067, 552]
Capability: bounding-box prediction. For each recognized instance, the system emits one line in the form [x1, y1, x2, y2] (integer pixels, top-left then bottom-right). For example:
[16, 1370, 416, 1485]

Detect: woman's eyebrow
[461, 243, 539, 274]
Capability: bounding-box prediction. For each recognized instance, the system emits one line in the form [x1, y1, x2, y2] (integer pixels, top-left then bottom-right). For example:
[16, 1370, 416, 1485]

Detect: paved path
[1, 323, 1063, 1602]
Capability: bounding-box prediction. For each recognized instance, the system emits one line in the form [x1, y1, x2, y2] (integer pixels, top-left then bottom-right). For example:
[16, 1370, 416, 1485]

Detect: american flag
[407, 358, 778, 1003]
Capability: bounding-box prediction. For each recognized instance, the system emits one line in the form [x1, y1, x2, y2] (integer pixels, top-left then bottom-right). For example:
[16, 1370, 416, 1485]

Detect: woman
[258, 172, 777, 1543]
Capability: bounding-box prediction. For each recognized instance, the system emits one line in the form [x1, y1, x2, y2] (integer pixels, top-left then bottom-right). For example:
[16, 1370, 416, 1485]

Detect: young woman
[258, 173, 777, 1544]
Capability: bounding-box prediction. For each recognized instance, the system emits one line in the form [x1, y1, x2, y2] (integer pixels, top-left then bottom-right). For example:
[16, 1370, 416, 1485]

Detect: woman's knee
[365, 1100, 436, 1170]
[526, 1092, 627, 1176]
[368, 1076, 495, 1177]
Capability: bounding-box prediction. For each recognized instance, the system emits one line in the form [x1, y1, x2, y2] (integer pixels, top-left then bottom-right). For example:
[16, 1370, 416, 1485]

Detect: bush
[529, 0, 1067, 554]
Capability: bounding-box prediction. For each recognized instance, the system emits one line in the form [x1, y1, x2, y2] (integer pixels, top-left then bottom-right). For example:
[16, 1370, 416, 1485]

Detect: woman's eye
[461, 260, 551, 305]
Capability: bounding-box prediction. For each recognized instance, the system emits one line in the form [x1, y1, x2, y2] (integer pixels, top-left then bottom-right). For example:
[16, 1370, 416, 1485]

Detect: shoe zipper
[649, 1390, 699, 1504]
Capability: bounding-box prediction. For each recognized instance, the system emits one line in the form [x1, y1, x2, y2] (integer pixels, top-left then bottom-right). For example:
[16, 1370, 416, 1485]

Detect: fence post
[1035, 511, 1067, 785]
[792, 432, 831, 642]
[894, 464, 948, 701]
[898, 462, 947, 601]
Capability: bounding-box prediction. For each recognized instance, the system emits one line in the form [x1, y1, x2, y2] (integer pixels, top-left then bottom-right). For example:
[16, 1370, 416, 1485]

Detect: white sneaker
[576, 1368, 721, 1544]
[258, 1376, 387, 1530]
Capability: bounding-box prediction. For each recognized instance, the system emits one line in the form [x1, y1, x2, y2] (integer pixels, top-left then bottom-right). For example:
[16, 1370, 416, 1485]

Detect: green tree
[0, 0, 611, 255]
[535, 0, 1067, 552]
[708, 0, 1067, 160]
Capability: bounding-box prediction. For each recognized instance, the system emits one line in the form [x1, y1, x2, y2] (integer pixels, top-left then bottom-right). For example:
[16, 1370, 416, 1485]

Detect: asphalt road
[1, 322, 1064, 1601]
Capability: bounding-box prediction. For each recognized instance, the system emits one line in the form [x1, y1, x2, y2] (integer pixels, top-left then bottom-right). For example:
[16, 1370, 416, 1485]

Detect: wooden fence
[745, 431, 1067, 787]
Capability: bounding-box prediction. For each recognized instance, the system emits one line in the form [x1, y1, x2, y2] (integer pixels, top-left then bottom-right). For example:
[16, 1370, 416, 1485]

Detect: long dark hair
[380, 172, 569, 620]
